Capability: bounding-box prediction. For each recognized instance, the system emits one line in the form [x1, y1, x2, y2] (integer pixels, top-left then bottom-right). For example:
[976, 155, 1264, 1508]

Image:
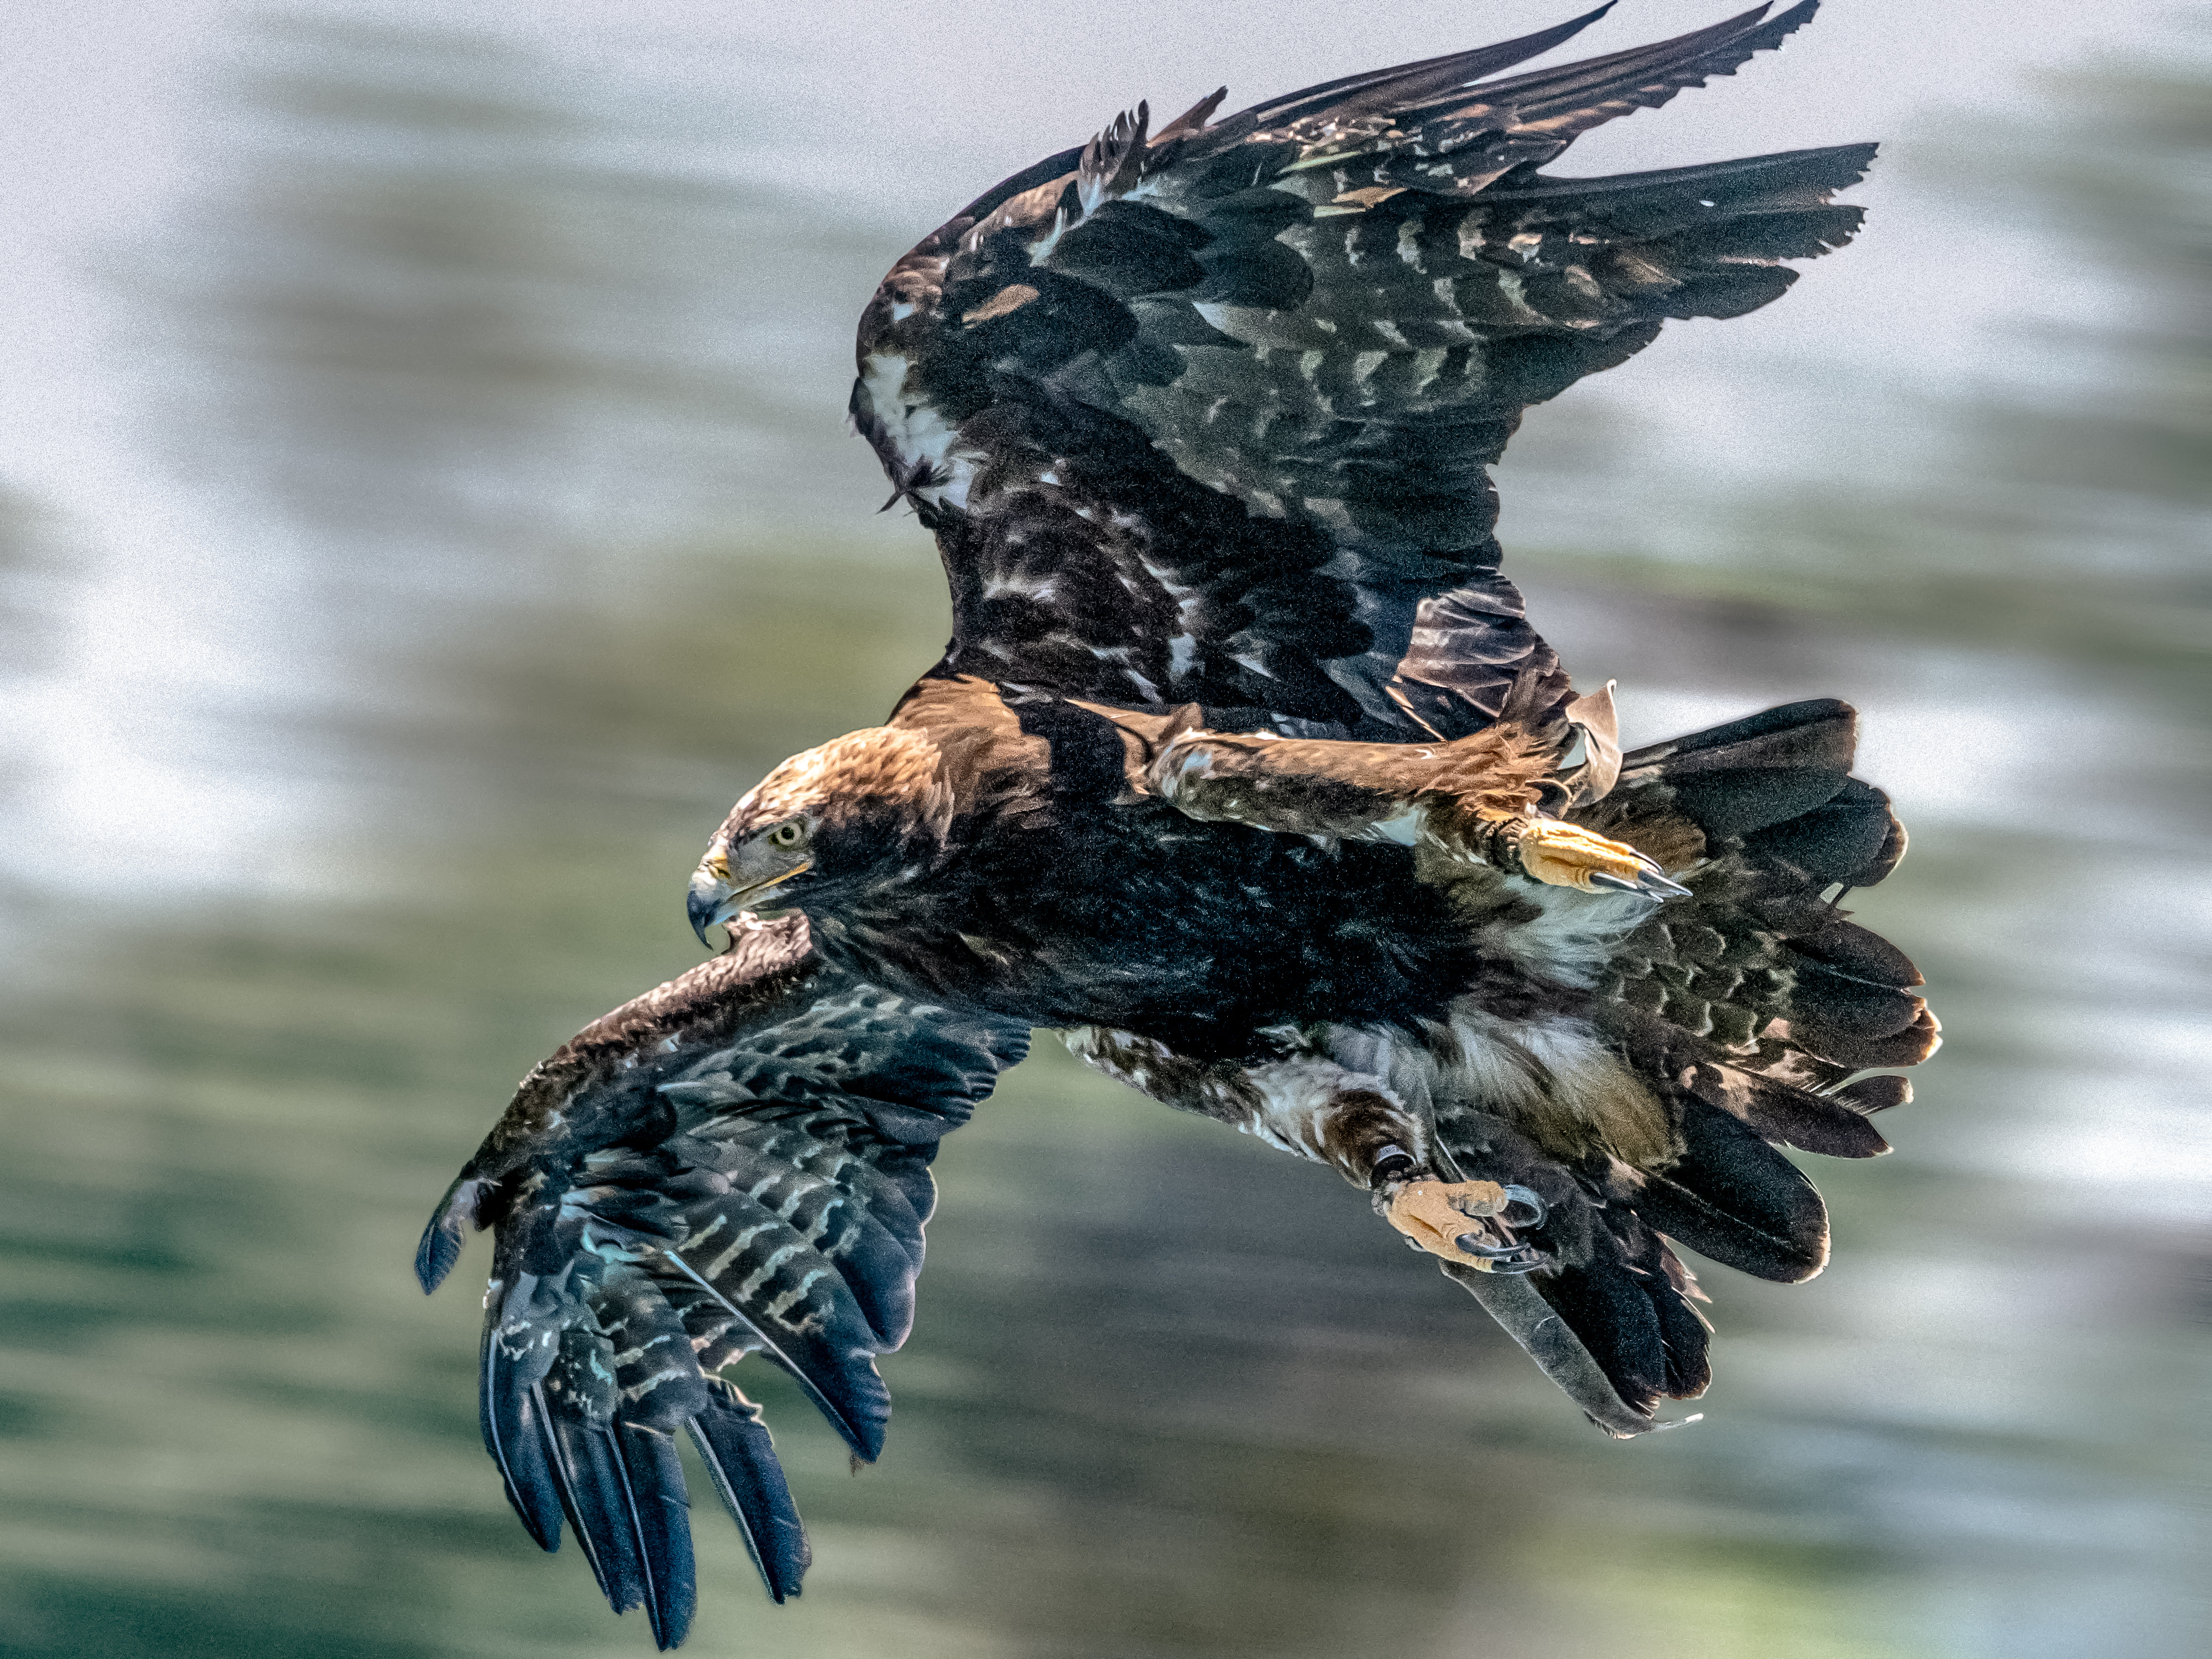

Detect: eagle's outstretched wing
[854, 2, 1869, 739]
[415, 916, 1029, 1648]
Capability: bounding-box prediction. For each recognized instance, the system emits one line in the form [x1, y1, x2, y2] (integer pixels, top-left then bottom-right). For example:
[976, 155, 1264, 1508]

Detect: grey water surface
[1, 6, 2205, 1657]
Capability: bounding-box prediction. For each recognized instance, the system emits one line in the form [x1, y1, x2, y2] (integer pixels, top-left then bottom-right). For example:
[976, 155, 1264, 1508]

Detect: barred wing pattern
[415, 917, 1030, 1648]
[854, 2, 1871, 739]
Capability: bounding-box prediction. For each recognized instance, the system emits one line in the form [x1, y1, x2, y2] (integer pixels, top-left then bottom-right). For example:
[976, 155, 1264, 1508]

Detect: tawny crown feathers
[732, 726, 947, 837]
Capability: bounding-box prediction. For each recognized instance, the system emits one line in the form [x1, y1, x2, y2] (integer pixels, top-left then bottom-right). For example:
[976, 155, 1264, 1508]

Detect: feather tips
[687, 1380, 811, 1603]
[1455, 2, 1820, 155]
[1217, 5, 1619, 140]
[424, 942, 1027, 1640]
[1633, 1102, 1832, 1282]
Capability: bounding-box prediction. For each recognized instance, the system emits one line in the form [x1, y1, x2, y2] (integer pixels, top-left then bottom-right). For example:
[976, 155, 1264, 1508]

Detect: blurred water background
[1, 2, 2206, 1656]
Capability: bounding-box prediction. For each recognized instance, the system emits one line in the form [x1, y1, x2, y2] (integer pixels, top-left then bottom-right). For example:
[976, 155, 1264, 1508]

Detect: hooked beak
[687, 844, 810, 948]
[687, 860, 730, 949]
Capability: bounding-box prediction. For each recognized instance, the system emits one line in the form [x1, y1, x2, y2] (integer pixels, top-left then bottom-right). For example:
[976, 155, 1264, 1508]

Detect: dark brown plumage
[420, 7, 1931, 1646]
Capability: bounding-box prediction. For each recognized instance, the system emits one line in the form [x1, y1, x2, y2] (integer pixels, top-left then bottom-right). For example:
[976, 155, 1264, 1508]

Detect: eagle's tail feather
[1531, 1212, 1702, 1415]
[1427, 1114, 1709, 1431]
[1582, 694, 1936, 1104]
[1625, 1099, 1831, 1282]
[1444, 697, 1931, 1430]
[1595, 690, 1931, 1300]
[1433, 1182, 1713, 1432]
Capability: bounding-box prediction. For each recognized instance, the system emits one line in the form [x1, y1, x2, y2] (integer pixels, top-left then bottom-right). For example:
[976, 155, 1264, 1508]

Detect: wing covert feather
[853, 3, 1870, 740]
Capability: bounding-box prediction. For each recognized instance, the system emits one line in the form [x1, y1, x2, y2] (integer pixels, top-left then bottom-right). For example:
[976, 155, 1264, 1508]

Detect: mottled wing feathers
[854, 3, 1869, 739]
[418, 918, 1029, 1646]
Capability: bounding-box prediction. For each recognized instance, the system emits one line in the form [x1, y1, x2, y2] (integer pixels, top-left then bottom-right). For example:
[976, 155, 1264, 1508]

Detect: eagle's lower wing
[854, 2, 1869, 739]
[415, 915, 1029, 1648]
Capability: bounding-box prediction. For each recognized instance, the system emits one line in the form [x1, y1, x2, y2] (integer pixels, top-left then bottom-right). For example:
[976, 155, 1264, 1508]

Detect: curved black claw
[1588, 866, 1693, 900]
[1498, 1184, 1547, 1229]
[1455, 1233, 1546, 1274]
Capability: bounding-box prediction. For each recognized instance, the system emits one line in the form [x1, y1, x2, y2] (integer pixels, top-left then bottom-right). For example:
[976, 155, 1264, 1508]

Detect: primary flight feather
[418, 5, 1934, 1646]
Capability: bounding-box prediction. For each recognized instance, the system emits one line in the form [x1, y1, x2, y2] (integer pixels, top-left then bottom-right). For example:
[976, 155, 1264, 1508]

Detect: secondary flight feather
[419, 6, 1933, 1646]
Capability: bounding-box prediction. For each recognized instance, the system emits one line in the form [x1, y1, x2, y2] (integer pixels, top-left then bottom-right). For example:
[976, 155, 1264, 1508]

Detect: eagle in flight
[417, 3, 1936, 1646]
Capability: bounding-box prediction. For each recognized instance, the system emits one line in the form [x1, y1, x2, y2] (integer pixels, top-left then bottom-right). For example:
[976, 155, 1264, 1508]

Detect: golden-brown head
[686, 726, 948, 945]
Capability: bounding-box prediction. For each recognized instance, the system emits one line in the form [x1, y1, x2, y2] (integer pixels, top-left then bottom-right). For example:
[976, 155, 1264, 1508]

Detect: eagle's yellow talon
[1386, 1179, 1546, 1273]
[1514, 820, 1689, 898]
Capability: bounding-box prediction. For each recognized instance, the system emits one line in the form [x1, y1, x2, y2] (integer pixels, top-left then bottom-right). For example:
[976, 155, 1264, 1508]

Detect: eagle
[416, 4, 1936, 1647]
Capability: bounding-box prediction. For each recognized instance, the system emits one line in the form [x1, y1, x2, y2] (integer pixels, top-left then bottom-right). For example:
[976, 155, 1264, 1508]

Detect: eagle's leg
[1063, 1027, 1548, 1272]
[1146, 726, 1686, 898]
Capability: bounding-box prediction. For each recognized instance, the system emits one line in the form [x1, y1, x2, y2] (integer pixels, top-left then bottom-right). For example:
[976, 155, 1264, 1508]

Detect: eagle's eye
[768, 821, 806, 849]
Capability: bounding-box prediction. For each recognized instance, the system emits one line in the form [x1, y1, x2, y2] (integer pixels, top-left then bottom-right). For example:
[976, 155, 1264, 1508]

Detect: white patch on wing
[859, 349, 980, 512]
[1491, 270, 1547, 327]
[859, 349, 912, 419]
[1396, 218, 1427, 271]
[1138, 556, 1208, 683]
[1303, 497, 1355, 534]
[1025, 208, 1073, 264]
